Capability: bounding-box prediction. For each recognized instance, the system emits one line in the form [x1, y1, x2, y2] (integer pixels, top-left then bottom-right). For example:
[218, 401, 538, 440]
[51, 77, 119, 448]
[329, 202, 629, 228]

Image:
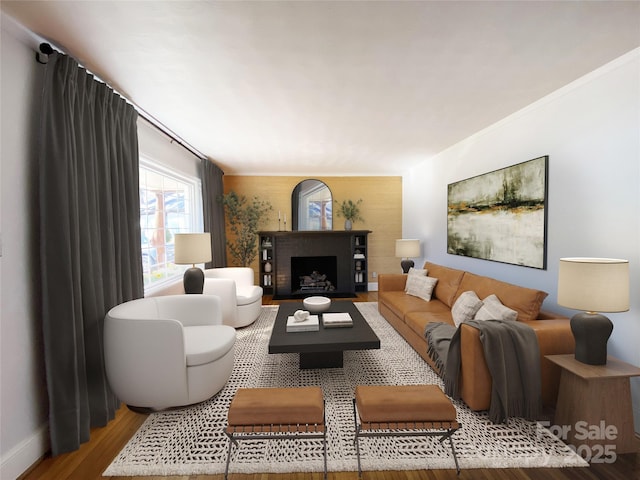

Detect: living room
[1, 2, 639, 479]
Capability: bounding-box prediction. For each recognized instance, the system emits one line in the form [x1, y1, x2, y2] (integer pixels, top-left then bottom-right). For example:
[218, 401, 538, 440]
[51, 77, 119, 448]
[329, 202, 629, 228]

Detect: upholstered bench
[225, 386, 326, 479]
[353, 385, 461, 475]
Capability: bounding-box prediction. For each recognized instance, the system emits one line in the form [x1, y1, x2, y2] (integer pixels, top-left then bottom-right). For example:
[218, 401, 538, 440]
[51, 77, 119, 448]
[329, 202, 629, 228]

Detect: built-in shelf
[259, 236, 275, 295]
[352, 233, 368, 292]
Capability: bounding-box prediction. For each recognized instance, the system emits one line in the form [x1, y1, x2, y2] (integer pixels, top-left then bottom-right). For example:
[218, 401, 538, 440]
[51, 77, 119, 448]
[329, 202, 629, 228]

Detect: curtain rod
[36, 43, 208, 161]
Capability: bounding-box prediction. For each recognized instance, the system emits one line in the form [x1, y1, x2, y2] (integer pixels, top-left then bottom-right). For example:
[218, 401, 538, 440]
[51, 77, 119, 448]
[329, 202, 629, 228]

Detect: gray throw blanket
[425, 320, 541, 424]
[425, 322, 457, 374]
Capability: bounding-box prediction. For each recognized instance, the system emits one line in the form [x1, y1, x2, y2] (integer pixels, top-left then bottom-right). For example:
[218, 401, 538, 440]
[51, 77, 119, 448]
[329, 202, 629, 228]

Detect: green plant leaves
[335, 198, 364, 223]
[221, 191, 272, 266]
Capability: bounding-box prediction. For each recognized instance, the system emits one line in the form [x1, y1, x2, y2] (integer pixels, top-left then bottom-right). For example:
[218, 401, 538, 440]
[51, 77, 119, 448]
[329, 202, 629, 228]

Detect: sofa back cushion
[423, 262, 466, 308]
[455, 272, 548, 322]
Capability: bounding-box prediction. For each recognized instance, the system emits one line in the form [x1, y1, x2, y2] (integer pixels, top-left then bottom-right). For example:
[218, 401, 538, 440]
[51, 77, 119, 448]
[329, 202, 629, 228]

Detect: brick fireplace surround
[261, 231, 370, 299]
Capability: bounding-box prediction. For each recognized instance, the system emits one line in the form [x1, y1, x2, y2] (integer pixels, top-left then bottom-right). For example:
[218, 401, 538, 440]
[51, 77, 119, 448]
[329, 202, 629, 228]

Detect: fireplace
[260, 230, 370, 299]
[291, 256, 337, 295]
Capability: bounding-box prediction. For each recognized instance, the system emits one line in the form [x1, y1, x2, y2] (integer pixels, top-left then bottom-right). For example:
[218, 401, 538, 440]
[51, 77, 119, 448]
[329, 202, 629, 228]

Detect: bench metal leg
[438, 428, 461, 475]
[322, 406, 328, 480]
[323, 430, 328, 480]
[355, 425, 363, 477]
[437, 428, 461, 475]
[353, 398, 461, 476]
[352, 399, 363, 477]
[224, 429, 327, 479]
[224, 432, 235, 480]
[449, 434, 460, 475]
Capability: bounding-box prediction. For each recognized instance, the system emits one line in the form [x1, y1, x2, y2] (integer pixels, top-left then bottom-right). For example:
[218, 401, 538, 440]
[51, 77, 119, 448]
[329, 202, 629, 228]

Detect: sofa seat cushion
[455, 272, 547, 322]
[405, 305, 454, 338]
[184, 325, 236, 366]
[379, 290, 433, 320]
[236, 285, 263, 306]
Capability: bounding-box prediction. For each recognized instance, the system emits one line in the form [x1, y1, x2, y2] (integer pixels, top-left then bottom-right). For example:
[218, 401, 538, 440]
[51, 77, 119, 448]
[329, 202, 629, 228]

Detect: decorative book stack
[322, 312, 353, 328]
[286, 315, 320, 332]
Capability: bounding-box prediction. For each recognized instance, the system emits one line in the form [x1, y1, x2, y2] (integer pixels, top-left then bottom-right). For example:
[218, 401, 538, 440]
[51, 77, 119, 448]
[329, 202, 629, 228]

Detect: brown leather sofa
[378, 261, 575, 412]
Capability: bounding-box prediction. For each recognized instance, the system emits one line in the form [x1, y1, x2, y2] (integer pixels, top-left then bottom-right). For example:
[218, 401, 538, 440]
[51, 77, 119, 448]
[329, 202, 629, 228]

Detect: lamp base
[400, 259, 415, 274]
[183, 267, 204, 294]
[570, 312, 613, 365]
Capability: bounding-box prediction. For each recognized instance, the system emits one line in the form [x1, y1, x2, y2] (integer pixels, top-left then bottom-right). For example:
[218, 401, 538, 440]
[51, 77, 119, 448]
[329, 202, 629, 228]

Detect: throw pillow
[405, 267, 427, 293]
[452, 291, 483, 327]
[408, 267, 428, 276]
[474, 294, 518, 322]
[405, 275, 439, 302]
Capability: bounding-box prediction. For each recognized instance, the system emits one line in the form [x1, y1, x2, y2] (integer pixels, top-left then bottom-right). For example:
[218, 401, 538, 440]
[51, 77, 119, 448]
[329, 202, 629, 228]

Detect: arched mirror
[291, 179, 333, 231]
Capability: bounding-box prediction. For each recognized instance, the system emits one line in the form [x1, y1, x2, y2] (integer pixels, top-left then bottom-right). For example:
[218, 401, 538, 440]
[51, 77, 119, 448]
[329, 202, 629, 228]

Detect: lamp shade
[175, 233, 212, 265]
[558, 257, 629, 313]
[395, 239, 420, 258]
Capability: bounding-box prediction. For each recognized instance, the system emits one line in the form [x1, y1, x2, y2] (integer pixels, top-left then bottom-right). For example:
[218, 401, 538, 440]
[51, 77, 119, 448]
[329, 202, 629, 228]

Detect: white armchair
[203, 267, 263, 328]
[104, 295, 235, 410]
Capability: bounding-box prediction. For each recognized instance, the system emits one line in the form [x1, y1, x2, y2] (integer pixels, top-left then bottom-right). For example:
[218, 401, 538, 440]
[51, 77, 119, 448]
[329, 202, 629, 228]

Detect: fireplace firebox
[291, 256, 337, 295]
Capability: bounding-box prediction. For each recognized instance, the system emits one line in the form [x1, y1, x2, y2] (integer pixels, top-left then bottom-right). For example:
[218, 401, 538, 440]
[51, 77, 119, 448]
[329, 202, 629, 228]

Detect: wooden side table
[546, 354, 640, 456]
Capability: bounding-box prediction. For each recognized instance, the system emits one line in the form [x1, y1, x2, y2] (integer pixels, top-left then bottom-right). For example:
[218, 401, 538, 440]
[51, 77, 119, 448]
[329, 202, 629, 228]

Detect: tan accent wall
[223, 176, 403, 284]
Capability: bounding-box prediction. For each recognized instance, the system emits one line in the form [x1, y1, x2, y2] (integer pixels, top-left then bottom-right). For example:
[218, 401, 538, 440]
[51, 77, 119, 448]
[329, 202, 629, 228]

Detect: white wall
[0, 14, 49, 479]
[137, 118, 202, 178]
[403, 49, 640, 433]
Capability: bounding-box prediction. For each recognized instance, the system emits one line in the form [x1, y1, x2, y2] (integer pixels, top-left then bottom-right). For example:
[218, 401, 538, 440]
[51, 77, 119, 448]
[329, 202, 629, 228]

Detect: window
[139, 159, 203, 292]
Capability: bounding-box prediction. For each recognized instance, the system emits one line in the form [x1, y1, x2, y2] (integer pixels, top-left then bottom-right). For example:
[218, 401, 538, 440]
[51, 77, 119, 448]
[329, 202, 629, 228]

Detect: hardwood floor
[20, 293, 639, 480]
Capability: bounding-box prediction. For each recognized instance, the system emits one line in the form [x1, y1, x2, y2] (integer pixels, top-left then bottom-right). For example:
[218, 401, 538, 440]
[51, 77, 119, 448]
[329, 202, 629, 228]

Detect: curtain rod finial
[40, 43, 54, 54]
[36, 43, 54, 64]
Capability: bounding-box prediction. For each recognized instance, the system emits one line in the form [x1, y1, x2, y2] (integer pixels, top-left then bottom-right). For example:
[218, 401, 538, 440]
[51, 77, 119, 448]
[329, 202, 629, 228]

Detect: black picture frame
[447, 156, 548, 269]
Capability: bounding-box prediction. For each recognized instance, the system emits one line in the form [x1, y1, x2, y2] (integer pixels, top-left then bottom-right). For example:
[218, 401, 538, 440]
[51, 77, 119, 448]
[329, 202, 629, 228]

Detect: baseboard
[1, 423, 49, 480]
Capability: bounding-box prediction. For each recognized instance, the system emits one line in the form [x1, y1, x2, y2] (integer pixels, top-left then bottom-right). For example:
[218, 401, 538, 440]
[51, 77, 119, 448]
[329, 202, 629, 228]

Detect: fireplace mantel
[258, 230, 371, 299]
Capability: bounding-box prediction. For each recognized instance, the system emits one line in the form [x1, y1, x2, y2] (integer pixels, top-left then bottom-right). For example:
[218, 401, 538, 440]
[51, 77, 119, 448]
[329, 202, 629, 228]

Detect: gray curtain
[38, 52, 144, 455]
[202, 158, 227, 268]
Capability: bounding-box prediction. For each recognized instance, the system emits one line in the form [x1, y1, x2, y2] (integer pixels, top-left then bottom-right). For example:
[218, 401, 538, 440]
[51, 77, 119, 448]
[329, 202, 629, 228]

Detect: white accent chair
[203, 267, 263, 328]
[104, 295, 235, 410]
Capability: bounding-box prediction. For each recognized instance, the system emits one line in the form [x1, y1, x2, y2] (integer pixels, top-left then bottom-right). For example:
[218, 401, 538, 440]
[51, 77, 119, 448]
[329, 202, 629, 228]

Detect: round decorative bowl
[303, 296, 331, 314]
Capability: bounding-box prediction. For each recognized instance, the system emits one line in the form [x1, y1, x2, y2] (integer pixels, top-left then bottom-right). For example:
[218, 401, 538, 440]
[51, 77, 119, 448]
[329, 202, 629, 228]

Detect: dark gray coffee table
[268, 301, 380, 369]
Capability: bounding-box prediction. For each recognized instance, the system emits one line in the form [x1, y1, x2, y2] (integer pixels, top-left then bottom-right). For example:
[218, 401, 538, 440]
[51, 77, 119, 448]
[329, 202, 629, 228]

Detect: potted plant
[221, 191, 272, 266]
[335, 198, 364, 231]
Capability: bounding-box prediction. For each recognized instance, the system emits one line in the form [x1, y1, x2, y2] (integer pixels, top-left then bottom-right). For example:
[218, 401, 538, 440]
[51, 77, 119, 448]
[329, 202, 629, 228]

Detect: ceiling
[2, 1, 639, 176]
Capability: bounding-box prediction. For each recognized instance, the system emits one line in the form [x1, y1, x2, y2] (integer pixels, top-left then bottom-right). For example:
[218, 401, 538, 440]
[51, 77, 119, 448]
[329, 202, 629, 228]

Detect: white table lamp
[175, 233, 212, 294]
[395, 239, 421, 274]
[557, 257, 629, 365]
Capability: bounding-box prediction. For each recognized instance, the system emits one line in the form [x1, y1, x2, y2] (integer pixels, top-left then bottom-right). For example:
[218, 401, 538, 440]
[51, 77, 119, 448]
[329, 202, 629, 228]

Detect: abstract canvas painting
[447, 156, 548, 269]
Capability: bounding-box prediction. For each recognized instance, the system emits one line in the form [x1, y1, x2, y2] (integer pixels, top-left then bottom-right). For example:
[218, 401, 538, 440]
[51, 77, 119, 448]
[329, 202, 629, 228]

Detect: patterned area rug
[104, 303, 587, 476]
